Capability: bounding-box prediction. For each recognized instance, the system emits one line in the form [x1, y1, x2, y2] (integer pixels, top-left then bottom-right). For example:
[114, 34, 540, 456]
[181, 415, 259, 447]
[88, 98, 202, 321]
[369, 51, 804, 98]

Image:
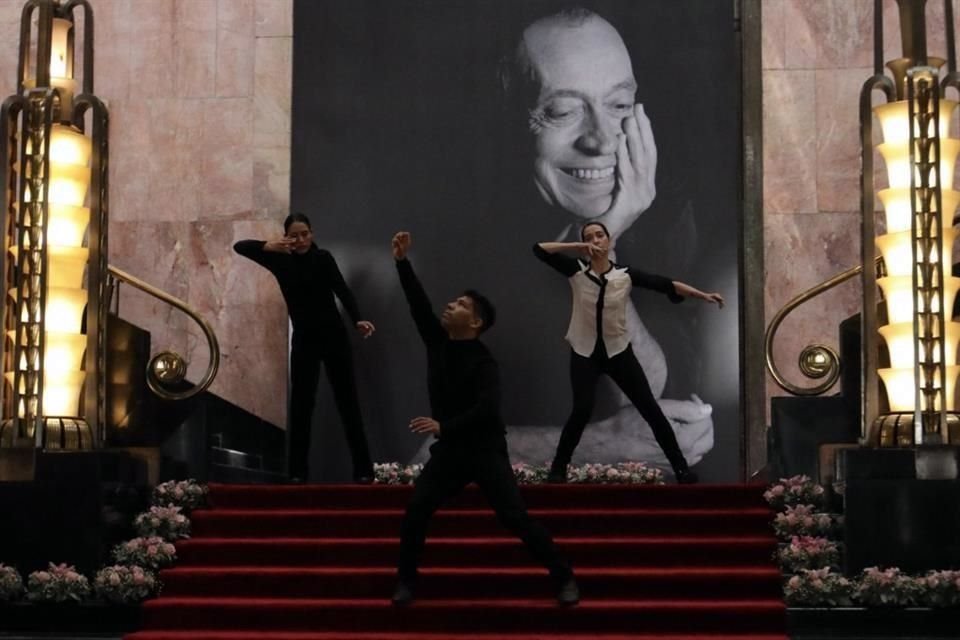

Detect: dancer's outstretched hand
[392, 232, 412, 260]
[409, 416, 440, 435]
[264, 237, 296, 254]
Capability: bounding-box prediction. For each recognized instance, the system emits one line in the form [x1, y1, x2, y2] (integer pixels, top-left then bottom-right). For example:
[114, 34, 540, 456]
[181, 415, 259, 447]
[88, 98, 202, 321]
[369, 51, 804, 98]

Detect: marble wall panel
[816, 68, 873, 213]
[174, 0, 217, 98]
[256, 0, 293, 38]
[763, 70, 818, 214]
[216, 0, 255, 98]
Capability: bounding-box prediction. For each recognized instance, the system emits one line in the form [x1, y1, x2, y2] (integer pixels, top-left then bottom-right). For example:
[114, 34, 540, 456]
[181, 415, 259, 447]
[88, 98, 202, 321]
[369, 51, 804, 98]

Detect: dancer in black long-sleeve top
[390, 231, 578, 607]
[233, 213, 375, 483]
[534, 221, 724, 485]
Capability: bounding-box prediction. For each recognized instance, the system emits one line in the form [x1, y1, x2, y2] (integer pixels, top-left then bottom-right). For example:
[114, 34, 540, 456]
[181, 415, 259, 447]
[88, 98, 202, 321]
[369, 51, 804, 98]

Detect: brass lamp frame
[861, 0, 960, 446]
[0, 0, 107, 448]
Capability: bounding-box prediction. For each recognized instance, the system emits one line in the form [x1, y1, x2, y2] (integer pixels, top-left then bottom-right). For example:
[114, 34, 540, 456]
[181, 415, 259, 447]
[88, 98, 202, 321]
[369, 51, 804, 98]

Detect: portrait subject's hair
[283, 212, 312, 233]
[463, 289, 497, 334]
[497, 5, 602, 116]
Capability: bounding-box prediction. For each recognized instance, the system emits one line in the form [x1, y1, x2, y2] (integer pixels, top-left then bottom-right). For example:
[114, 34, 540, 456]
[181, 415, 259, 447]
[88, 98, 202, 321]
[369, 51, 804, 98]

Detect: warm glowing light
[49, 18, 72, 78]
[6, 330, 86, 372]
[4, 369, 85, 416]
[8, 245, 89, 288]
[47, 203, 90, 247]
[878, 139, 960, 190]
[24, 124, 90, 163]
[876, 228, 958, 277]
[879, 321, 960, 368]
[49, 125, 91, 165]
[40, 370, 85, 416]
[878, 276, 960, 324]
[43, 287, 86, 333]
[48, 163, 90, 206]
[878, 188, 960, 233]
[879, 365, 960, 412]
[48, 246, 88, 288]
[22, 125, 92, 206]
[874, 99, 958, 144]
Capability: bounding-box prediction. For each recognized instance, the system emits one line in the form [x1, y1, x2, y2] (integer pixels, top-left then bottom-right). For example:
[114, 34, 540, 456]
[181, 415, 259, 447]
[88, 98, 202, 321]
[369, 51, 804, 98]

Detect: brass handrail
[107, 265, 220, 401]
[764, 259, 880, 396]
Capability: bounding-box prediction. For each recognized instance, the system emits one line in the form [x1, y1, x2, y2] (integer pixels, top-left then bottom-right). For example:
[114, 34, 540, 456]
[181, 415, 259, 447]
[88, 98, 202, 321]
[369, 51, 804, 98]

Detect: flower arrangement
[854, 566, 924, 607]
[373, 462, 423, 484]
[920, 569, 960, 607]
[772, 504, 839, 539]
[567, 462, 664, 485]
[134, 505, 191, 541]
[512, 463, 549, 484]
[0, 563, 23, 601]
[93, 565, 158, 604]
[764, 475, 826, 510]
[152, 479, 208, 511]
[776, 536, 840, 571]
[374, 461, 664, 484]
[25, 563, 90, 603]
[784, 567, 854, 607]
[112, 536, 177, 571]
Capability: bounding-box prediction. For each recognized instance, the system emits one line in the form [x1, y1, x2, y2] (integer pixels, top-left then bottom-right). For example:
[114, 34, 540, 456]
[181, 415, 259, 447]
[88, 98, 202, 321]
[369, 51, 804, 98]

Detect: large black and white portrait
[291, 0, 742, 481]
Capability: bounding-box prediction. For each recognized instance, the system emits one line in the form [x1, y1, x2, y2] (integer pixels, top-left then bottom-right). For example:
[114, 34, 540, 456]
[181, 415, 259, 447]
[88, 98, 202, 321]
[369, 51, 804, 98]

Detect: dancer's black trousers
[553, 347, 688, 473]
[288, 334, 373, 480]
[398, 445, 572, 584]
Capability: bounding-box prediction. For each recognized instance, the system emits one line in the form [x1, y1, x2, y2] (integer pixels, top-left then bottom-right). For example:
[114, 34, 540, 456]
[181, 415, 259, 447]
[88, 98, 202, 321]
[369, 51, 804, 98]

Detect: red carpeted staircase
[125, 483, 786, 640]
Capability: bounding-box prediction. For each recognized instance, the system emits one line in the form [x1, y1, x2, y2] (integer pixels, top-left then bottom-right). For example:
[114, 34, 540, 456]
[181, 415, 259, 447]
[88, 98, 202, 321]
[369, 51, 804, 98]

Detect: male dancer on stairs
[390, 231, 579, 607]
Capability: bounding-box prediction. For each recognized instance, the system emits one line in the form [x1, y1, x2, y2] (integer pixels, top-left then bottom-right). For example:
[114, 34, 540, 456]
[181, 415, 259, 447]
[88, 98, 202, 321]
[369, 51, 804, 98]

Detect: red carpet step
[127, 633, 789, 640]
[126, 483, 786, 639]
[175, 535, 777, 567]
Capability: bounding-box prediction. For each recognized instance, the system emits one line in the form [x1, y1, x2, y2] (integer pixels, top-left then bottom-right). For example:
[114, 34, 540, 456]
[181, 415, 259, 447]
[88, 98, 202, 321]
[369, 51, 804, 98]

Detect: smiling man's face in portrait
[521, 14, 638, 219]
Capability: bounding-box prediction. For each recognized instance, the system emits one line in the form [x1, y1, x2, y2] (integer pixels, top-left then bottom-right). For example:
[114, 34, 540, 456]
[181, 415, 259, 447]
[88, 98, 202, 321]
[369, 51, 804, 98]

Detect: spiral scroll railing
[764, 258, 882, 396]
[107, 265, 220, 401]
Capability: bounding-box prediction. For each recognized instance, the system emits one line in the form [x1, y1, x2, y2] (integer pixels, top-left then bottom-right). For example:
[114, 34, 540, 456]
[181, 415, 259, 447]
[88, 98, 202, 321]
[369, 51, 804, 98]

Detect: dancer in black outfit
[389, 231, 578, 607]
[534, 222, 724, 484]
[234, 213, 375, 483]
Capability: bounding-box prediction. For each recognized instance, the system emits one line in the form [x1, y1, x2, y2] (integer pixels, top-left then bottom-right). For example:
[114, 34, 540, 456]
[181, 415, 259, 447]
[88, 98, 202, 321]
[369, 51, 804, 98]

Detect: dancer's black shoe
[547, 462, 568, 484]
[391, 581, 414, 606]
[556, 577, 580, 606]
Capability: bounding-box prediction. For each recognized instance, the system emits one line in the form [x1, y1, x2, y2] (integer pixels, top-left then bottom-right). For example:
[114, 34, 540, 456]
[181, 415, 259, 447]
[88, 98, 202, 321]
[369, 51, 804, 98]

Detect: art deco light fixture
[0, 0, 107, 449]
[863, 0, 960, 446]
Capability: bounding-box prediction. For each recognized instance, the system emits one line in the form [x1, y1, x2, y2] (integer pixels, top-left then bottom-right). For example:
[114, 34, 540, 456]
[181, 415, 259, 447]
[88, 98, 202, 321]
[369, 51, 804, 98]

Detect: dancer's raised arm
[393, 232, 444, 345]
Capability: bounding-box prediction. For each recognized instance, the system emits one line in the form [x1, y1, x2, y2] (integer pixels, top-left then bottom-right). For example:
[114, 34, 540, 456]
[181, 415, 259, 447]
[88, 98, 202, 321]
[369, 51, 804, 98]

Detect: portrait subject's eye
[606, 95, 635, 116]
[542, 99, 583, 123]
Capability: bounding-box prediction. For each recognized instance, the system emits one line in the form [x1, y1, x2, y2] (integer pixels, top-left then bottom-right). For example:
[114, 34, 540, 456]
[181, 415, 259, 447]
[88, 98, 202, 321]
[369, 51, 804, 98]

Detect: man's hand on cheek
[597, 104, 657, 240]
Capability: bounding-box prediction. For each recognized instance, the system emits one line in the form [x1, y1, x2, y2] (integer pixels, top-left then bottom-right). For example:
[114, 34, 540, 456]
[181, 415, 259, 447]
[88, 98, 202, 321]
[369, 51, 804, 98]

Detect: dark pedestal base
[769, 396, 858, 481]
[0, 601, 140, 635]
[0, 450, 149, 576]
[838, 447, 960, 574]
[788, 607, 960, 639]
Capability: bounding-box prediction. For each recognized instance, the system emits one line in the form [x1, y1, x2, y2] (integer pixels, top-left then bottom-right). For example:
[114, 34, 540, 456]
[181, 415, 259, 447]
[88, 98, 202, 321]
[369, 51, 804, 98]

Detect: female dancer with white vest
[534, 221, 724, 484]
